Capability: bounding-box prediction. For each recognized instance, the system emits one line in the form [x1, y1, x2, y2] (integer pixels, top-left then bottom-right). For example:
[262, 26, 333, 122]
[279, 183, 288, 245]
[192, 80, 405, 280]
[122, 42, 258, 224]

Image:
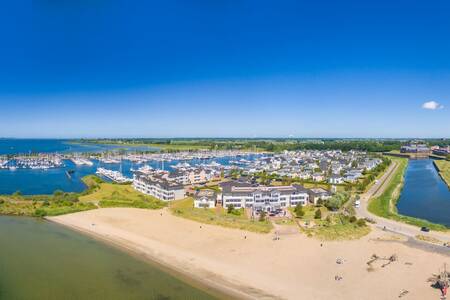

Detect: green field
[170, 198, 273, 233]
[79, 178, 167, 209]
[434, 160, 450, 188]
[368, 158, 448, 231]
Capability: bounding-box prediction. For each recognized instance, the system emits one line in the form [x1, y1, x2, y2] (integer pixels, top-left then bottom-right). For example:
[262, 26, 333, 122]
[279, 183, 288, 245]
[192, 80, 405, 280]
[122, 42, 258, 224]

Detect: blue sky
[0, 0, 449, 138]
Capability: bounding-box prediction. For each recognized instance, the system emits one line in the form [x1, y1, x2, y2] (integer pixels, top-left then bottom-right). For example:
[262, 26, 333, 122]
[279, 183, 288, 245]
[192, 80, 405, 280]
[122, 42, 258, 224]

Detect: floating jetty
[71, 158, 94, 166]
[99, 157, 121, 164]
[96, 168, 132, 183]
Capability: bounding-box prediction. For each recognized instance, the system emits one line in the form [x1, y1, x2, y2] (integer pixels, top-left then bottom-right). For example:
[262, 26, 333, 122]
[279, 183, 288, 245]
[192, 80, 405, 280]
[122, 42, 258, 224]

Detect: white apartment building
[133, 172, 185, 201]
[220, 181, 310, 212]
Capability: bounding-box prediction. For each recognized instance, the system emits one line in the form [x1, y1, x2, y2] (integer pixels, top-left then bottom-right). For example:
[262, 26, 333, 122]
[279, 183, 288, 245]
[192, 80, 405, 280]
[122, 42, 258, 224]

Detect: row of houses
[241, 150, 381, 184]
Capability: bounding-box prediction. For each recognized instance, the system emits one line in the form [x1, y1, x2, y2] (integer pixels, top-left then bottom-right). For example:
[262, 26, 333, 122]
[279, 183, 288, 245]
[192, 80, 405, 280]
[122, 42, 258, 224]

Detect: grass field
[434, 160, 450, 188]
[79, 180, 167, 209]
[368, 158, 448, 231]
[170, 198, 273, 233]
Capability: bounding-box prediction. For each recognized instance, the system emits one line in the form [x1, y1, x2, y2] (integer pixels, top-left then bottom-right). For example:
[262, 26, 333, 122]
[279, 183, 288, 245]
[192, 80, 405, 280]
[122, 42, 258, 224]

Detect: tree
[294, 203, 305, 218]
[314, 209, 322, 220]
[227, 204, 235, 214]
[324, 192, 349, 211]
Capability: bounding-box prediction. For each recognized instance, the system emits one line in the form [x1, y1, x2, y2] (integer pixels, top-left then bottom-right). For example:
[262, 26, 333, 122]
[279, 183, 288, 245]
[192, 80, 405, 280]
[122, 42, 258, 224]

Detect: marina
[0, 145, 262, 195]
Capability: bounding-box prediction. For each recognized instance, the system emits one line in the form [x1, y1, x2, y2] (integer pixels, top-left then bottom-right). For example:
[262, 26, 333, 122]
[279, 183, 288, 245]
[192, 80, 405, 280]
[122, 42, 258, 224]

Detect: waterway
[397, 159, 450, 227]
[0, 215, 216, 300]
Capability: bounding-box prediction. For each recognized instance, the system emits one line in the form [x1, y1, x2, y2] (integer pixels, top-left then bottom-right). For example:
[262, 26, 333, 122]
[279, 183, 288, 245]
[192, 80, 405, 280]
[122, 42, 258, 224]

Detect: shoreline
[47, 211, 272, 300]
[48, 207, 450, 300]
[433, 160, 450, 189]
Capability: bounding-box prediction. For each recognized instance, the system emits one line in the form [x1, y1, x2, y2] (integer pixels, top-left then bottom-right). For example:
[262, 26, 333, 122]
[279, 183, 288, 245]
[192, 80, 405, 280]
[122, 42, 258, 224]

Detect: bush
[227, 204, 235, 214]
[356, 219, 366, 227]
[349, 216, 357, 223]
[314, 209, 322, 219]
[259, 211, 266, 222]
[34, 208, 47, 217]
[53, 190, 64, 197]
[230, 209, 242, 216]
[294, 203, 305, 218]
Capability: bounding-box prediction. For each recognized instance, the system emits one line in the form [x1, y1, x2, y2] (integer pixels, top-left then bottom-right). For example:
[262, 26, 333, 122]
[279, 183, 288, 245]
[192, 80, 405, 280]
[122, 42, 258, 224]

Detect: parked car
[421, 227, 430, 232]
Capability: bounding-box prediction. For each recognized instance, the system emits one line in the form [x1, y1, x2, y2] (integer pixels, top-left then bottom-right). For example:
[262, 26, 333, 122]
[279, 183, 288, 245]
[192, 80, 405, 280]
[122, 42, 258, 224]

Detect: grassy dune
[170, 198, 273, 233]
[79, 179, 167, 209]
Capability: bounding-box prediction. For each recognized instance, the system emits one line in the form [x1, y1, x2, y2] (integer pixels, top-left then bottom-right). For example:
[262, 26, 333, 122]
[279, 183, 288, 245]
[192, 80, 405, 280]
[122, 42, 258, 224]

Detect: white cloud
[422, 101, 444, 110]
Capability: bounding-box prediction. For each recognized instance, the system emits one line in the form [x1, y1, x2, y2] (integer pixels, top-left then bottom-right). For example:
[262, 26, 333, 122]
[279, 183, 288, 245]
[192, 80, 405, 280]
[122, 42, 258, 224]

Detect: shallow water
[396, 159, 450, 226]
[0, 216, 216, 300]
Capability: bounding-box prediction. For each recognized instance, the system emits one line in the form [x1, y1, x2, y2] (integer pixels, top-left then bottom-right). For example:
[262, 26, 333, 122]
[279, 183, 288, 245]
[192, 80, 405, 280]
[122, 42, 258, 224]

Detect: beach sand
[49, 208, 450, 300]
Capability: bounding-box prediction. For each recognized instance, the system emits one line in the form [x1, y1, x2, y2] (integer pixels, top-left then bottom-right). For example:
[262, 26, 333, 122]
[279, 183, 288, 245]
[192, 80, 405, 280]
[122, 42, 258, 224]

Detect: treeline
[77, 138, 450, 153]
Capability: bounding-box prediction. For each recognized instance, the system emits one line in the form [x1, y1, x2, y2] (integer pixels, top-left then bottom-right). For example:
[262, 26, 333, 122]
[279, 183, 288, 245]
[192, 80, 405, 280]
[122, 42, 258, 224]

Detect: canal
[396, 159, 450, 227]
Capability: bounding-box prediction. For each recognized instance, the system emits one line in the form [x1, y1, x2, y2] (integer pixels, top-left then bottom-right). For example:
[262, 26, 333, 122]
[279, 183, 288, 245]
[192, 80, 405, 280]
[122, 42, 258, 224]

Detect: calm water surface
[0, 139, 158, 155]
[397, 159, 450, 226]
[0, 216, 216, 300]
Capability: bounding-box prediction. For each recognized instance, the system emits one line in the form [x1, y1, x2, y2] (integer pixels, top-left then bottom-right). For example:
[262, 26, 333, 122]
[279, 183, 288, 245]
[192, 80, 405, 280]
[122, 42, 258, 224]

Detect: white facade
[194, 196, 216, 208]
[329, 176, 344, 184]
[221, 184, 310, 212]
[133, 175, 185, 201]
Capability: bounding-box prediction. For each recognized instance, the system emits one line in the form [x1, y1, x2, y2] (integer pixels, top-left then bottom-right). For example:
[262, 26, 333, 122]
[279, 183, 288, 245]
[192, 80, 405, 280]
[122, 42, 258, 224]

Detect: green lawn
[434, 160, 450, 188]
[170, 198, 273, 233]
[79, 180, 167, 209]
[368, 158, 448, 231]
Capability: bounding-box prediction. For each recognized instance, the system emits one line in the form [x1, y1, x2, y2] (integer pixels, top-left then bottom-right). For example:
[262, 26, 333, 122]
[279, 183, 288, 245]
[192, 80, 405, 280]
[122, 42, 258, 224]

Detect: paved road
[355, 161, 450, 245]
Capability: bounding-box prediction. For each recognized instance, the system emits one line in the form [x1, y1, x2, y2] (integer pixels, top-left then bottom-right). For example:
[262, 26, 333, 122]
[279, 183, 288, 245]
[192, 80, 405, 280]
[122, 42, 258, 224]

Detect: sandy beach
[50, 208, 450, 300]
